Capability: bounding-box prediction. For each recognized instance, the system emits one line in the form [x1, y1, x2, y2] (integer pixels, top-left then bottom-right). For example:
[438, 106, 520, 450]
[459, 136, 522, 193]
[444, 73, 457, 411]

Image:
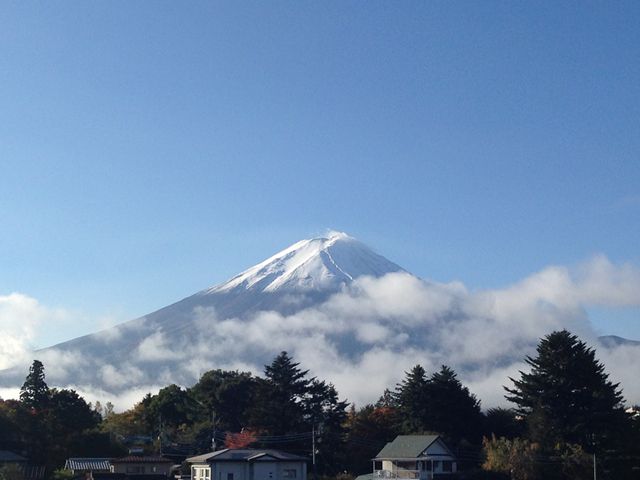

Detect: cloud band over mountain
[1, 234, 639, 411]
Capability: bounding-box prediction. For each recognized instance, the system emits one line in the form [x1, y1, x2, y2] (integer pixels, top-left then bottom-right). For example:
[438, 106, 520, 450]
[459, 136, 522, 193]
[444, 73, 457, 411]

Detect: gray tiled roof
[375, 436, 440, 459]
[188, 449, 307, 464]
[64, 458, 112, 471]
[111, 456, 172, 464]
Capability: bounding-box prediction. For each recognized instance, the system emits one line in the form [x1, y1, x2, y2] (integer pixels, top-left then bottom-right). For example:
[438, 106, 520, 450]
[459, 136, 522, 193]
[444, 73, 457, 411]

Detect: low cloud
[3, 256, 640, 411]
[0, 293, 70, 370]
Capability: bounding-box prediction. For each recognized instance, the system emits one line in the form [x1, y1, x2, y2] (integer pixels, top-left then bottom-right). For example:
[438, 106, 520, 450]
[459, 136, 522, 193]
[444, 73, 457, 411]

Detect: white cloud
[0, 293, 70, 370]
[3, 255, 639, 411]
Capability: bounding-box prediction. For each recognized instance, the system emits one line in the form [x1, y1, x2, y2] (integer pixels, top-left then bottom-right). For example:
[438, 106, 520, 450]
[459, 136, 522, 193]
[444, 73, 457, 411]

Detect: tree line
[1, 330, 639, 480]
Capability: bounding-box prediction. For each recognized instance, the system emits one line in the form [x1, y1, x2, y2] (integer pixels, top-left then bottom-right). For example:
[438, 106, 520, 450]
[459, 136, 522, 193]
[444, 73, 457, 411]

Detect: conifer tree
[254, 351, 311, 435]
[20, 360, 49, 410]
[505, 330, 628, 450]
[394, 365, 429, 432]
[424, 365, 483, 444]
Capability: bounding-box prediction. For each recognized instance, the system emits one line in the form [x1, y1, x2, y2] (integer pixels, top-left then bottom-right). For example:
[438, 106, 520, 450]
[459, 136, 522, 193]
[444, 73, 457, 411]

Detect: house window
[283, 470, 297, 479]
[194, 467, 211, 480]
[442, 461, 452, 473]
[432, 461, 440, 472]
[227, 474, 234, 480]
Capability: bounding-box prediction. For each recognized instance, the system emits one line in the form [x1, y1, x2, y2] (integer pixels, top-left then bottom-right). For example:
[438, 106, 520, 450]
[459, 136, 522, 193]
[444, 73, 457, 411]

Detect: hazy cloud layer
[2, 256, 640, 411]
[0, 293, 71, 370]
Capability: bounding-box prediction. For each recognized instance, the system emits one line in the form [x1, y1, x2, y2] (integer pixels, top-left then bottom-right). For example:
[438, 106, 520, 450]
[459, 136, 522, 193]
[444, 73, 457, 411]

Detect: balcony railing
[373, 470, 433, 480]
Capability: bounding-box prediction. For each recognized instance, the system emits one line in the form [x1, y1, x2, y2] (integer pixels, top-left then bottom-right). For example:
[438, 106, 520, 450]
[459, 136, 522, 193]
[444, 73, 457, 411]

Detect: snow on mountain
[207, 231, 403, 294]
[0, 231, 408, 395]
[3, 232, 640, 410]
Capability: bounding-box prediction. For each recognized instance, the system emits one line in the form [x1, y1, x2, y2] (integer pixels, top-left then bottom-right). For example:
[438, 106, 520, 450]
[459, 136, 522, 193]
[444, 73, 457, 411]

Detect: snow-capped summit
[207, 231, 403, 294]
[0, 231, 411, 396]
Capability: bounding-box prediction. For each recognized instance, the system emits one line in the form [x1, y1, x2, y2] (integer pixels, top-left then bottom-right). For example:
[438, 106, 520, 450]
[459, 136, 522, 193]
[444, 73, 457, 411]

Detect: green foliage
[394, 364, 482, 445]
[191, 369, 258, 432]
[305, 380, 349, 474]
[394, 365, 428, 433]
[483, 407, 523, 439]
[19, 360, 49, 410]
[146, 384, 194, 431]
[482, 435, 539, 480]
[505, 330, 629, 450]
[252, 351, 311, 435]
[0, 464, 24, 480]
[100, 400, 149, 437]
[51, 469, 74, 480]
[424, 365, 483, 444]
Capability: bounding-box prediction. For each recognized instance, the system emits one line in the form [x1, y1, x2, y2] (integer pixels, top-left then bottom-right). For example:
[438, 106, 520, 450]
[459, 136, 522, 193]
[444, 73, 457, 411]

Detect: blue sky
[1, 1, 639, 347]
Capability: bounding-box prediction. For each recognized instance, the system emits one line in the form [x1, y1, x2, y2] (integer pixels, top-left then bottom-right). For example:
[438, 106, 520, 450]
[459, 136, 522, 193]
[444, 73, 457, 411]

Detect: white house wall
[422, 441, 451, 457]
[215, 463, 248, 480]
[192, 461, 307, 480]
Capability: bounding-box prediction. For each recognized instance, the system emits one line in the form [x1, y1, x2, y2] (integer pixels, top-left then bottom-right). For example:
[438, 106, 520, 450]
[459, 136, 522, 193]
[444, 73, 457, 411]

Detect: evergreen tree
[304, 380, 349, 475]
[19, 360, 49, 410]
[255, 351, 311, 435]
[394, 365, 429, 432]
[394, 364, 482, 445]
[483, 407, 523, 439]
[505, 330, 628, 450]
[424, 365, 483, 444]
[191, 369, 258, 432]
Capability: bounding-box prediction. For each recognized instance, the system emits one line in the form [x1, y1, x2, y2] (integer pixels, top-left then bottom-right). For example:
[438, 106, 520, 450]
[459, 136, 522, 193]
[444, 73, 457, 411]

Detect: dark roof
[65, 458, 112, 471]
[111, 456, 173, 464]
[188, 449, 308, 464]
[0, 451, 27, 463]
[375, 436, 441, 459]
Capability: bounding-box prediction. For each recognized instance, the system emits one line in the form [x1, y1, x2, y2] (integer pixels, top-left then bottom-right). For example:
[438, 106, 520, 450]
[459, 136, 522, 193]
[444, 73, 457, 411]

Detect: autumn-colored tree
[482, 435, 539, 480]
[225, 429, 258, 448]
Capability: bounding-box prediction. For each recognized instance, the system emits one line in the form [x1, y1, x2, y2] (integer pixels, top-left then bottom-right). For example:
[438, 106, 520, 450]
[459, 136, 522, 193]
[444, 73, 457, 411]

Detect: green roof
[375, 435, 440, 459]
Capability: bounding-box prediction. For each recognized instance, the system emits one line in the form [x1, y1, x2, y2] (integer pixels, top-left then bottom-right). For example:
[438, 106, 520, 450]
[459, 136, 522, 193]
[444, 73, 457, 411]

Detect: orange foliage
[225, 429, 258, 449]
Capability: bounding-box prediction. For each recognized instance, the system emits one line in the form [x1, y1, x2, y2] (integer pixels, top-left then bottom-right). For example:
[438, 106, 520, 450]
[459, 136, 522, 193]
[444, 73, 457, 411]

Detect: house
[187, 449, 308, 480]
[0, 450, 27, 466]
[368, 435, 457, 480]
[64, 458, 113, 476]
[0, 451, 45, 480]
[110, 456, 173, 477]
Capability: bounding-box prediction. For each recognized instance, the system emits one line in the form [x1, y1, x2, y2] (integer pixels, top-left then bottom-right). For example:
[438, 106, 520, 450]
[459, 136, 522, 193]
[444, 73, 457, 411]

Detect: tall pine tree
[20, 360, 49, 410]
[394, 365, 429, 432]
[253, 351, 311, 435]
[505, 330, 628, 450]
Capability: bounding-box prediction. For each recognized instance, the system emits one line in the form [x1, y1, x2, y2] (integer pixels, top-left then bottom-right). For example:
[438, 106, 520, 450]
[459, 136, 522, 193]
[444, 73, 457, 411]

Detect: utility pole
[312, 425, 317, 480]
[159, 414, 163, 456]
[211, 410, 217, 452]
[591, 433, 597, 480]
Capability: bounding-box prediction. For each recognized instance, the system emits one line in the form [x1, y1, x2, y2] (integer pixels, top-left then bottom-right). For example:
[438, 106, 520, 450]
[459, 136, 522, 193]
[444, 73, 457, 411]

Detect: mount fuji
[3, 231, 640, 409]
[2, 232, 411, 398]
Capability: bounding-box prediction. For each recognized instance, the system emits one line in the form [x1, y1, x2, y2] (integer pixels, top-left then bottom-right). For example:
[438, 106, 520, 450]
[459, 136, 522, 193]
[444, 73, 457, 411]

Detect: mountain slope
[1, 231, 406, 390]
